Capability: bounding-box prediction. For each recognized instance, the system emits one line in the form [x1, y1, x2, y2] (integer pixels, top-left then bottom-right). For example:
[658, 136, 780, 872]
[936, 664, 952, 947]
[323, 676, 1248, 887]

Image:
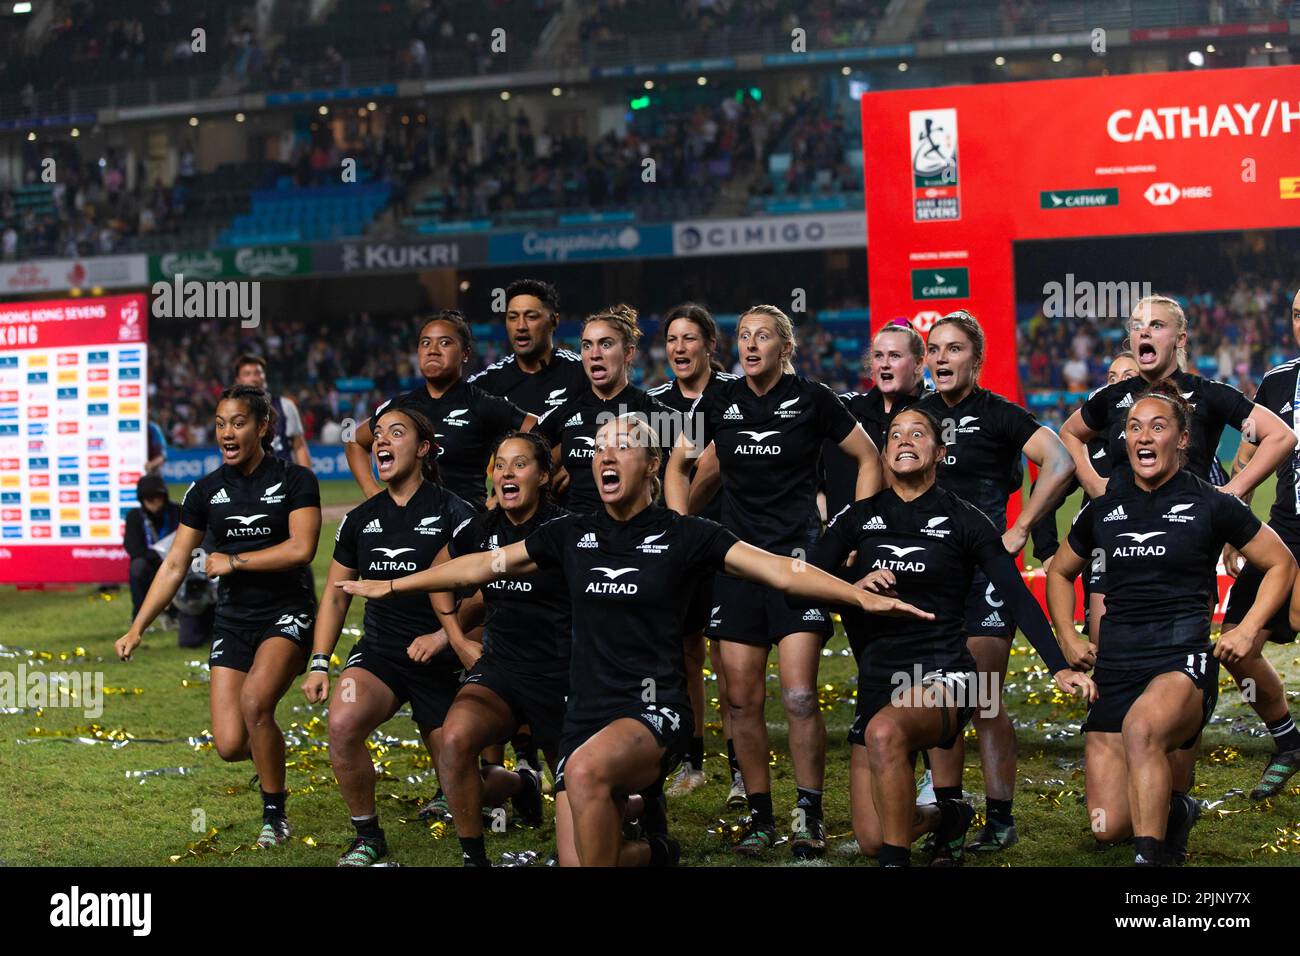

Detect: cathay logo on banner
[1106, 100, 1299, 142]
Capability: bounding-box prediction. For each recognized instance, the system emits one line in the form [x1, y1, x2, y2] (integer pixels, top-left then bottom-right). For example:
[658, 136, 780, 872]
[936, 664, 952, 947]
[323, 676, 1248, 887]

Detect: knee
[725, 682, 764, 716]
[327, 704, 367, 747]
[213, 734, 246, 763]
[438, 723, 476, 768]
[1089, 806, 1130, 845]
[781, 685, 819, 720]
[864, 718, 906, 764]
[1121, 717, 1160, 756]
[564, 752, 608, 798]
[239, 689, 275, 728]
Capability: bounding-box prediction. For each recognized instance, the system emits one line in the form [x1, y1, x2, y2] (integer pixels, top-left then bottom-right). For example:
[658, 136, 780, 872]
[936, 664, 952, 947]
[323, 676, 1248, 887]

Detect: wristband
[310, 653, 330, 673]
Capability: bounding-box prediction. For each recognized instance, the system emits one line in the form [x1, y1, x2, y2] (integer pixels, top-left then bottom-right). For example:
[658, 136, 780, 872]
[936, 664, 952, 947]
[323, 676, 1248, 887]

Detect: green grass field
[2, 478, 1300, 867]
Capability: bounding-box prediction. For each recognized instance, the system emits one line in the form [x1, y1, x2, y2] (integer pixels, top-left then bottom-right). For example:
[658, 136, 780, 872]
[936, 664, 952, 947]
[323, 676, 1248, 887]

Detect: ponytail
[377, 405, 442, 485]
[218, 384, 277, 454]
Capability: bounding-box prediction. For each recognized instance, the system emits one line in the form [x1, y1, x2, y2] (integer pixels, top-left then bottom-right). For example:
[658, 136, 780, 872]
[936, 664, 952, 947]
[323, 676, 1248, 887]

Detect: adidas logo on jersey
[209, 487, 230, 504]
[644, 712, 664, 733]
[1091, 446, 1107, 459]
[577, 532, 598, 549]
[1103, 506, 1127, 522]
[361, 518, 383, 533]
[980, 612, 1005, 629]
[802, 608, 825, 623]
[722, 404, 743, 421]
[565, 413, 583, 428]
[862, 515, 887, 531]
[1281, 401, 1295, 416]
[1115, 393, 1134, 409]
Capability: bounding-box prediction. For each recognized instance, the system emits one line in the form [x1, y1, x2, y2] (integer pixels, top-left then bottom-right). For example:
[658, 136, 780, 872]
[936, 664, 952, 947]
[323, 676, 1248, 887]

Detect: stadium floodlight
[318, 105, 329, 115]
[994, 55, 1006, 66]
[188, 116, 198, 126]
[841, 66, 851, 76]
[551, 86, 562, 96]
[366, 101, 377, 111]
[696, 76, 708, 85]
[1187, 50, 1205, 67]
[1051, 52, 1063, 62]
[26, 131, 34, 141]
[643, 80, 654, 90]
[1206, 44, 1215, 53]
[500, 90, 511, 100]
[897, 61, 908, 72]
[70, 128, 79, 137]
[13, 2, 32, 13]
[235, 112, 246, 123]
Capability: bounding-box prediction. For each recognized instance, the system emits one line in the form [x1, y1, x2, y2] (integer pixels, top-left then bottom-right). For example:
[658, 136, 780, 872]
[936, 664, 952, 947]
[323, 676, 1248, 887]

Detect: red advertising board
[0, 294, 149, 584]
[861, 64, 1300, 401]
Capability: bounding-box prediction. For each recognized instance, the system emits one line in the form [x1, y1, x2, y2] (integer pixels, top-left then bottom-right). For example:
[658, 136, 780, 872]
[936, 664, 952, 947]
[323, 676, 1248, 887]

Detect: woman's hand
[205, 551, 237, 578]
[301, 671, 330, 703]
[853, 568, 897, 595]
[337, 579, 394, 600]
[1221, 543, 1246, 578]
[1053, 669, 1097, 702]
[857, 590, 934, 620]
[1001, 525, 1029, 557]
[115, 630, 142, 661]
[408, 630, 450, 663]
[1063, 636, 1097, 670]
[1214, 626, 1259, 665]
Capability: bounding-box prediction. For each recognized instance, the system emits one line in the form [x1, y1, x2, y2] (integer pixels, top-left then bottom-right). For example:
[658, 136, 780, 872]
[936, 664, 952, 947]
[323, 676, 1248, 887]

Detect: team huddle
[115, 279, 1300, 868]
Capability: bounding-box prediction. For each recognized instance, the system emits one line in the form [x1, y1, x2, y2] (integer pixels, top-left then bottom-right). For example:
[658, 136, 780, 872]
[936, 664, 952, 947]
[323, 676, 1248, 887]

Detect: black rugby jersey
[1067, 468, 1261, 668]
[707, 373, 858, 550]
[467, 347, 588, 417]
[371, 380, 528, 509]
[333, 480, 476, 658]
[811, 485, 1068, 684]
[536, 383, 675, 514]
[1079, 370, 1253, 484]
[823, 385, 928, 517]
[1250, 359, 1300, 539]
[179, 455, 319, 623]
[524, 505, 737, 724]
[914, 386, 1042, 534]
[448, 500, 572, 667]
[647, 371, 739, 521]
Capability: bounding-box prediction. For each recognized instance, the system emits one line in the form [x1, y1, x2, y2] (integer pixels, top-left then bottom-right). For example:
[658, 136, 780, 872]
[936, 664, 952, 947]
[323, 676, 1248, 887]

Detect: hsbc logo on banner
[912, 311, 944, 333]
[1144, 182, 1213, 206]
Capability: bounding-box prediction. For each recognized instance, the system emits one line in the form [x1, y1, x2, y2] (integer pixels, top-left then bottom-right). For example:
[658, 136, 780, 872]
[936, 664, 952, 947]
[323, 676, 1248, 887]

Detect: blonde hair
[1129, 295, 1188, 372]
[740, 304, 796, 373]
[929, 309, 985, 371]
[596, 412, 663, 503]
[582, 304, 642, 351]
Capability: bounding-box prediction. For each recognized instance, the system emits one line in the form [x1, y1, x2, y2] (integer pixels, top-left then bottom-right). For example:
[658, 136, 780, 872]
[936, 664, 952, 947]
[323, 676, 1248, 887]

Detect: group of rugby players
[115, 278, 1300, 868]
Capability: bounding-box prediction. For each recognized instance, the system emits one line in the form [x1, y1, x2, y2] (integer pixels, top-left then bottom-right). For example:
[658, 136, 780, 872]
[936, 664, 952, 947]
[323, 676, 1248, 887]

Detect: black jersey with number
[524, 505, 737, 723]
[179, 455, 319, 624]
[536, 383, 675, 514]
[371, 380, 528, 510]
[1080, 370, 1253, 485]
[823, 386, 928, 517]
[1250, 359, 1300, 540]
[468, 347, 588, 417]
[448, 500, 572, 667]
[647, 371, 739, 521]
[914, 387, 1041, 534]
[1067, 468, 1260, 668]
[332, 480, 476, 659]
[707, 373, 858, 551]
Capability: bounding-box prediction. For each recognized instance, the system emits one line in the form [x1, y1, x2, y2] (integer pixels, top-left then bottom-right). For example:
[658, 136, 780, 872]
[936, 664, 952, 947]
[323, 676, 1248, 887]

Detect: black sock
[934, 785, 962, 803]
[640, 781, 668, 836]
[1134, 835, 1165, 866]
[513, 733, 540, 769]
[459, 835, 490, 866]
[936, 798, 962, 833]
[921, 750, 932, 770]
[351, 814, 383, 841]
[987, 797, 1014, 826]
[1266, 713, 1300, 753]
[747, 791, 775, 827]
[1166, 791, 1189, 833]
[795, 786, 823, 822]
[687, 735, 705, 769]
[878, 842, 911, 867]
[260, 789, 287, 822]
[726, 738, 739, 777]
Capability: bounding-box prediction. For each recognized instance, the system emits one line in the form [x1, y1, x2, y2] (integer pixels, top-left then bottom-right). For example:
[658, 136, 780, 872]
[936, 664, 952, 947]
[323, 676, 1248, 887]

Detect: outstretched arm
[337, 540, 538, 599]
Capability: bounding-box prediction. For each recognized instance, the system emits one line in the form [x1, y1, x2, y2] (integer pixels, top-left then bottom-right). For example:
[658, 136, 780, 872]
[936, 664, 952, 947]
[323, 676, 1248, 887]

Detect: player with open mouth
[434, 431, 574, 867]
[665, 304, 885, 859]
[914, 310, 1077, 855]
[810, 406, 1092, 866]
[1048, 381, 1295, 866]
[116, 385, 322, 851]
[339, 414, 933, 866]
[303, 406, 476, 866]
[1059, 294, 1296, 804]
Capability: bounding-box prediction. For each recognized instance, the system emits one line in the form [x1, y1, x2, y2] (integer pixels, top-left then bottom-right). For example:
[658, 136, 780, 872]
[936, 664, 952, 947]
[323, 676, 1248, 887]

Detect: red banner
[861, 64, 1300, 401]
